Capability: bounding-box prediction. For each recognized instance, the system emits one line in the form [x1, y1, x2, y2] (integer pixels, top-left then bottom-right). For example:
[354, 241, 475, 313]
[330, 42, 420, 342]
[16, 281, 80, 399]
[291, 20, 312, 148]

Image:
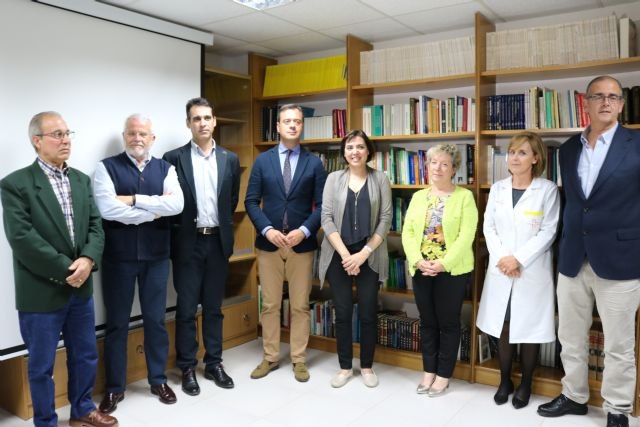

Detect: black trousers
[412, 271, 468, 378]
[326, 250, 379, 370]
[173, 233, 229, 370]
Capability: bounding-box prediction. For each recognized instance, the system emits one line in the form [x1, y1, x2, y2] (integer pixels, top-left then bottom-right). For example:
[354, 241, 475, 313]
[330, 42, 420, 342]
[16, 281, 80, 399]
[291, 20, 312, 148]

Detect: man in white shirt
[94, 114, 183, 414]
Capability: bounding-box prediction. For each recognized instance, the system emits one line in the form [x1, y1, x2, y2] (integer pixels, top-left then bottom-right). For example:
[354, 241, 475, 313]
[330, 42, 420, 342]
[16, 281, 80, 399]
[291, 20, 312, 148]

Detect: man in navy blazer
[245, 104, 326, 382]
[538, 76, 640, 427]
[163, 98, 240, 395]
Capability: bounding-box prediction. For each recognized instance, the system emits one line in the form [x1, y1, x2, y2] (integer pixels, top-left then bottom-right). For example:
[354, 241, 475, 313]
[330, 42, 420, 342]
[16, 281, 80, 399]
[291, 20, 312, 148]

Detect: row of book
[485, 89, 591, 131]
[360, 36, 475, 85]
[370, 144, 475, 186]
[487, 145, 561, 185]
[302, 109, 347, 140]
[621, 86, 640, 125]
[486, 15, 621, 70]
[362, 96, 476, 136]
[588, 329, 605, 381]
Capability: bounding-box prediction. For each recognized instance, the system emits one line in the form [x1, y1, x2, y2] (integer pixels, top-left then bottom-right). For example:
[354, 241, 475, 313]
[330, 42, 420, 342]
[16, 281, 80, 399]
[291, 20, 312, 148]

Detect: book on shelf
[478, 332, 491, 363]
[487, 15, 620, 70]
[371, 144, 473, 186]
[486, 88, 590, 131]
[310, 148, 343, 173]
[263, 54, 346, 97]
[302, 109, 347, 140]
[359, 36, 475, 85]
[619, 16, 637, 59]
[362, 96, 475, 136]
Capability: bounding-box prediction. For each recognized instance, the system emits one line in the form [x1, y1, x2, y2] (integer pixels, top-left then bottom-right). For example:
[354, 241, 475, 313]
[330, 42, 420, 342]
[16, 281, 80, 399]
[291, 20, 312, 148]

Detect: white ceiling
[101, 0, 638, 57]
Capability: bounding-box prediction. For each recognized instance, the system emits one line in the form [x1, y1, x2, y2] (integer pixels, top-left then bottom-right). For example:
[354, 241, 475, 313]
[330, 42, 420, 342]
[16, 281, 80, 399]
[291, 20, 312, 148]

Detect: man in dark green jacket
[0, 111, 116, 427]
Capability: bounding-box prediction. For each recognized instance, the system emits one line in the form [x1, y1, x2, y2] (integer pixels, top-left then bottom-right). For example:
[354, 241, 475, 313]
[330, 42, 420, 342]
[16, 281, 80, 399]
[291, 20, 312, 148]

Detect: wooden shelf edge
[481, 128, 583, 136]
[229, 252, 257, 263]
[257, 88, 346, 101]
[353, 73, 475, 91]
[217, 116, 248, 125]
[371, 132, 475, 141]
[481, 56, 640, 78]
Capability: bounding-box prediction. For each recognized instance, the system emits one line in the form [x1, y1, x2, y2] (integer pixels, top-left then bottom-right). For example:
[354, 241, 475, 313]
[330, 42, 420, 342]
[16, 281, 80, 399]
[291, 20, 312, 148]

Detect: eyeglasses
[37, 130, 75, 140]
[586, 94, 623, 103]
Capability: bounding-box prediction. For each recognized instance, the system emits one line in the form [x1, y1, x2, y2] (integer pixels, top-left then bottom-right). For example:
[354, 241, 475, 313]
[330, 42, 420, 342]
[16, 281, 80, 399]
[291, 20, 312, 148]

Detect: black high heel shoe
[512, 385, 531, 409]
[493, 379, 514, 405]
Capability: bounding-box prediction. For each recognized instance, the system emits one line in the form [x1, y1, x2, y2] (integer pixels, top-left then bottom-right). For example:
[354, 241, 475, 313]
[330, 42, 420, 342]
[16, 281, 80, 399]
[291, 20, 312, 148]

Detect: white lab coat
[476, 177, 560, 343]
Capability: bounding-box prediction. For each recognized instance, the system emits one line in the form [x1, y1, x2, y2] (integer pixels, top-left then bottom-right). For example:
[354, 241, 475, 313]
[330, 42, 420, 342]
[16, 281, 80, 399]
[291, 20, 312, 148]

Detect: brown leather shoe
[98, 392, 124, 414]
[150, 383, 177, 404]
[69, 410, 118, 427]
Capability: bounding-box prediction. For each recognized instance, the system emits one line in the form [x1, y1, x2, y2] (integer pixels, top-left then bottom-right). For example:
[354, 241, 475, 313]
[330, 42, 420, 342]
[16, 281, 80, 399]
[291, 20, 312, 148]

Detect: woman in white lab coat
[476, 132, 560, 410]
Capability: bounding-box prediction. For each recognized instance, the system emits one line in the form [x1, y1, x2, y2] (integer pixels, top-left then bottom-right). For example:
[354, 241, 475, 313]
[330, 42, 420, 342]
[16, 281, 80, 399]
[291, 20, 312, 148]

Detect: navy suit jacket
[558, 125, 640, 280]
[245, 145, 326, 253]
[163, 142, 240, 260]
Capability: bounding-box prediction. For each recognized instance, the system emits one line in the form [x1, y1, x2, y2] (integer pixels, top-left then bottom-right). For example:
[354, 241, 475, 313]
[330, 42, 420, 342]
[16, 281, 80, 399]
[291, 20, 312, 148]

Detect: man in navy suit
[538, 76, 640, 427]
[163, 98, 240, 395]
[245, 104, 326, 382]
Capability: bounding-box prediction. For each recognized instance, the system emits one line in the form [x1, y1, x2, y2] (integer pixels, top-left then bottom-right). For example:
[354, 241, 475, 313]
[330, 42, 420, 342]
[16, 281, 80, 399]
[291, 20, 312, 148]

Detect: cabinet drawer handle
[136, 345, 144, 354]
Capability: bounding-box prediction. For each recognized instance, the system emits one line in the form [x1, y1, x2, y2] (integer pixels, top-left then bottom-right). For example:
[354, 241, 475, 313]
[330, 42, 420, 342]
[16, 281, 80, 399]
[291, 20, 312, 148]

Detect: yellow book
[263, 54, 347, 97]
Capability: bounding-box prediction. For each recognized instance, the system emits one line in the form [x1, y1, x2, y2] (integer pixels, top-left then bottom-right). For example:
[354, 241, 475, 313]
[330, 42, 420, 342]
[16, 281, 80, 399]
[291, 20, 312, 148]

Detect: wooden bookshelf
[248, 14, 640, 415]
[205, 67, 258, 347]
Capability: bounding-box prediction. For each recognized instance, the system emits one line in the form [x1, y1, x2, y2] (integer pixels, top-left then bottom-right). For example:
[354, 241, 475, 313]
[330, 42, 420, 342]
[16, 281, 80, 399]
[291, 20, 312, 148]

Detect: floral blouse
[421, 192, 449, 260]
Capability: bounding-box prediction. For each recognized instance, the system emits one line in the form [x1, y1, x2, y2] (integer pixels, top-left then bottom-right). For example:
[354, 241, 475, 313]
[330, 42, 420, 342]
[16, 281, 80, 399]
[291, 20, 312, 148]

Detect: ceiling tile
[359, 0, 474, 17]
[201, 12, 307, 42]
[107, 0, 254, 27]
[257, 31, 343, 55]
[320, 17, 420, 43]
[262, 0, 385, 30]
[395, 2, 498, 34]
[482, 0, 599, 20]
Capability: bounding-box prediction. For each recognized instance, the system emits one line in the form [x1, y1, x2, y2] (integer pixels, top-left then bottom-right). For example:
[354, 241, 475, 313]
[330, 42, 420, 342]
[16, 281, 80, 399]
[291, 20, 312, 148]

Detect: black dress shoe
[493, 380, 513, 405]
[607, 413, 629, 427]
[537, 394, 588, 417]
[512, 385, 531, 409]
[150, 383, 177, 404]
[182, 368, 200, 396]
[205, 363, 234, 389]
[98, 392, 124, 414]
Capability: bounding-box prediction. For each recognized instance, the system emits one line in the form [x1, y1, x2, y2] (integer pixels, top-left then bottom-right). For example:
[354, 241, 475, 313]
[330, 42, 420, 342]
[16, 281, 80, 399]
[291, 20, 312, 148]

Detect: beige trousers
[557, 261, 640, 415]
[257, 248, 314, 364]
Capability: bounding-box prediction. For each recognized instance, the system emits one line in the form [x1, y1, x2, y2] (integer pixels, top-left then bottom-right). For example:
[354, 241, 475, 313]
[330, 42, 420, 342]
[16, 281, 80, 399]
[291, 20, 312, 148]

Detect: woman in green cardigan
[401, 143, 478, 397]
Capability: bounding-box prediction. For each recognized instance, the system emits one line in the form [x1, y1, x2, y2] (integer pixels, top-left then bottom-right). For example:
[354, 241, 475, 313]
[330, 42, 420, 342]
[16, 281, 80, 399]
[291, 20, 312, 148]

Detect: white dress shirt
[578, 123, 617, 198]
[94, 152, 183, 225]
[191, 140, 219, 227]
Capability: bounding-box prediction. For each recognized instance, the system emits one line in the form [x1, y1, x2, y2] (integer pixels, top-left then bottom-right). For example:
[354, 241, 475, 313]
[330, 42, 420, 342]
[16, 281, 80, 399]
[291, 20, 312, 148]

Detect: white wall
[0, 0, 201, 359]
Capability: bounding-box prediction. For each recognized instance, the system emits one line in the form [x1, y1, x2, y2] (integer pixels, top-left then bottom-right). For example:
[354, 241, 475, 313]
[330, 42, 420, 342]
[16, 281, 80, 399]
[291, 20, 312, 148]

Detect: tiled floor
[0, 339, 636, 427]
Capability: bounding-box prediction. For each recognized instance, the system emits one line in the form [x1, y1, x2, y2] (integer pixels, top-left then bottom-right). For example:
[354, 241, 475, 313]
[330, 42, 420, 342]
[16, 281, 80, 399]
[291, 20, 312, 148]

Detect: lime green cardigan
[401, 186, 478, 277]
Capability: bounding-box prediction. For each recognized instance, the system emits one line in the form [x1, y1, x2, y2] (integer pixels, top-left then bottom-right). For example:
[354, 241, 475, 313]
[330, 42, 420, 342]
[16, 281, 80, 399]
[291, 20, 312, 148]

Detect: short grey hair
[426, 144, 462, 172]
[123, 114, 153, 133]
[28, 111, 62, 152]
[28, 111, 62, 140]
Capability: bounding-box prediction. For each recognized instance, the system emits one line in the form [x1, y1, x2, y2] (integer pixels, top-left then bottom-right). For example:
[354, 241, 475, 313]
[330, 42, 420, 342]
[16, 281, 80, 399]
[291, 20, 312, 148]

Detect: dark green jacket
[1, 161, 104, 312]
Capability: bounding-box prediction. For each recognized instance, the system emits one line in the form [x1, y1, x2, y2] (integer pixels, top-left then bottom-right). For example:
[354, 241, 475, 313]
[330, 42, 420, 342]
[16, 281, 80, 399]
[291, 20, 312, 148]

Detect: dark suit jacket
[558, 125, 640, 280]
[163, 142, 240, 260]
[245, 145, 326, 253]
[1, 161, 104, 312]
